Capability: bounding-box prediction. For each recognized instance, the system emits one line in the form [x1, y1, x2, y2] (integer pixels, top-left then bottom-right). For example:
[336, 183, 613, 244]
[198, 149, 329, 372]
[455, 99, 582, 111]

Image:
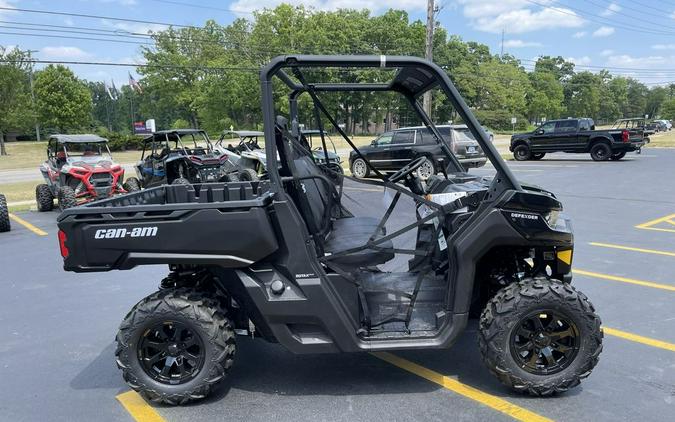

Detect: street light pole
[27, 50, 41, 142]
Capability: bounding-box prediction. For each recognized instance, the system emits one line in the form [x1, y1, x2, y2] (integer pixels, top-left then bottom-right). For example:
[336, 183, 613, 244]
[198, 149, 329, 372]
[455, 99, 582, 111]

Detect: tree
[534, 56, 575, 81]
[34, 65, 92, 132]
[564, 72, 601, 118]
[661, 98, 675, 121]
[527, 71, 564, 122]
[0, 47, 34, 155]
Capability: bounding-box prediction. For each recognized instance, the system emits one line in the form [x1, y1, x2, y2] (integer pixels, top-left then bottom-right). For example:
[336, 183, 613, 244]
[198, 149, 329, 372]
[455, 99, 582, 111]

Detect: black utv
[57, 56, 602, 405]
[123, 129, 239, 191]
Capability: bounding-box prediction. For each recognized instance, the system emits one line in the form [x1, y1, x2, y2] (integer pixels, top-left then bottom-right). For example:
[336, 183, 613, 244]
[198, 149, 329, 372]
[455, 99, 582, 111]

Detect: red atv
[36, 134, 127, 211]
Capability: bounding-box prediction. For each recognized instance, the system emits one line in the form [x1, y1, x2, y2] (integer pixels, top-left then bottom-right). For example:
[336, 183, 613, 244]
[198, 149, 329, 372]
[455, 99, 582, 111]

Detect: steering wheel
[388, 156, 428, 183]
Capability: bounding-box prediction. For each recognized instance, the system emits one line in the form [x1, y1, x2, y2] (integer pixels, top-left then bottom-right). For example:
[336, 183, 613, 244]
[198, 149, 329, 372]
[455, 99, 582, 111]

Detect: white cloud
[456, 0, 584, 34]
[567, 56, 591, 66]
[604, 54, 675, 85]
[64, 17, 74, 27]
[600, 3, 621, 17]
[600, 49, 613, 56]
[230, 0, 425, 15]
[572, 31, 586, 38]
[0, 0, 17, 18]
[592, 26, 614, 37]
[40, 46, 92, 60]
[100, 0, 138, 6]
[100, 19, 166, 35]
[503, 39, 542, 48]
[652, 44, 675, 50]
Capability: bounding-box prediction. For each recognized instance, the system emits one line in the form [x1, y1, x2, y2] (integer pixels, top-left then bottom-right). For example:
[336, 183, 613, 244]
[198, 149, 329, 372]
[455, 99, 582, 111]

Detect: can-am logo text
[510, 212, 539, 220]
[94, 227, 158, 239]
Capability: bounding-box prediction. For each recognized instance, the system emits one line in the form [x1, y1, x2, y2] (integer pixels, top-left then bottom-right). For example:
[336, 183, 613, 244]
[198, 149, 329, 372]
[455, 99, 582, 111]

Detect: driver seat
[291, 151, 394, 268]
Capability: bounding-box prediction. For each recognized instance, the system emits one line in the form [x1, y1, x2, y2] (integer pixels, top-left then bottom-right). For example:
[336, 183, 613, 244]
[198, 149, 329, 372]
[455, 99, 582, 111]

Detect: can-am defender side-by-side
[123, 129, 240, 190]
[57, 56, 602, 405]
[36, 134, 126, 211]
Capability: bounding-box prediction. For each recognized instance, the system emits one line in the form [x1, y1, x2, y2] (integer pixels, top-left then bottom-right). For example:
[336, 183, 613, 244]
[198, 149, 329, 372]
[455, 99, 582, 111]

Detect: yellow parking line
[604, 327, 675, 352]
[635, 213, 675, 228]
[372, 352, 552, 422]
[635, 213, 675, 233]
[589, 242, 675, 258]
[116, 391, 166, 422]
[8, 213, 48, 236]
[574, 269, 675, 292]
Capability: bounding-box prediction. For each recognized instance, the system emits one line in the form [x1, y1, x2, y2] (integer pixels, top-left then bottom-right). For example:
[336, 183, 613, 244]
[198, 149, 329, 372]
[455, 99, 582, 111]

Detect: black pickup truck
[510, 118, 645, 161]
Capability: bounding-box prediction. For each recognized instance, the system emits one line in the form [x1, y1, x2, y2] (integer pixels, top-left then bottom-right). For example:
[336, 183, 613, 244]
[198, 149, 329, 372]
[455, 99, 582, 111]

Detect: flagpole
[129, 88, 135, 134]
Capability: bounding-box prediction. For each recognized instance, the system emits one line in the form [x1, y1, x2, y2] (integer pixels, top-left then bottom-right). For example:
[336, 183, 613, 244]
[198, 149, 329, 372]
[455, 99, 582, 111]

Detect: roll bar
[259, 55, 522, 192]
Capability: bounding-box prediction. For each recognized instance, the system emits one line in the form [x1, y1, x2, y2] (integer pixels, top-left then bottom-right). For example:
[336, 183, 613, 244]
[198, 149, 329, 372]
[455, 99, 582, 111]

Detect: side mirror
[371, 140, 377, 147]
[537, 129, 544, 135]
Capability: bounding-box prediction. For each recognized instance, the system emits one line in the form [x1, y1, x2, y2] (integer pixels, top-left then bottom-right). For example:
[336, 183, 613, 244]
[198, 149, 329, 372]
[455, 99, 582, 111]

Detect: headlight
[544, 210, 560, 228]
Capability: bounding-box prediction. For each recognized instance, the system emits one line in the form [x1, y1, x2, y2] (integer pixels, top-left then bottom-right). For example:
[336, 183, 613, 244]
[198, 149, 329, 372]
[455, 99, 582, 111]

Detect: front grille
[90, 173, 113, 197]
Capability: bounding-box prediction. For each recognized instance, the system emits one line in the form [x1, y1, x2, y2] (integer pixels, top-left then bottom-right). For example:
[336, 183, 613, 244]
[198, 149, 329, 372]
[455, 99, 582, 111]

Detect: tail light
[621, 129, 629, 143]
[58, 230, 69, 258]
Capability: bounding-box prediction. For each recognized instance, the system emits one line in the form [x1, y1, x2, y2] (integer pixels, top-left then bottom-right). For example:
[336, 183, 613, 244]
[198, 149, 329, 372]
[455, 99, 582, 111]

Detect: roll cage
[259, 55, 521, 194]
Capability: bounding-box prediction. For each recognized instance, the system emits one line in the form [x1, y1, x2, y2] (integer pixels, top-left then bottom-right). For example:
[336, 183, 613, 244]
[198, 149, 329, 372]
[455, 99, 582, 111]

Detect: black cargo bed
[57, 182, 279, 272]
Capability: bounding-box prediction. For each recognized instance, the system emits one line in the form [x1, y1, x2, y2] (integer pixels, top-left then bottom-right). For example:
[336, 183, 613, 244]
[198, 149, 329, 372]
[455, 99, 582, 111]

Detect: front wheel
[590, 143, 611, 161]
[0, 194, 10, 232]
[237, 168, 258, 182]
[171, 177, 190, 185]
[123, 177, 141, 192]
[57, 186, 77, 210]
[115, 288, 236, 405]
[35, 184, 54, 212]
[478, 277, 602, 396]
[513, 144, 531, 161]
[610, 151, 626, 161]
[350, 158, 370, 178]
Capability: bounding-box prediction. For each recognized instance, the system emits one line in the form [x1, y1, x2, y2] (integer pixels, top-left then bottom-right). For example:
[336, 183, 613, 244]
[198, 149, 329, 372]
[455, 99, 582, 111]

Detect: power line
[146, 0, 250, 15]
[0, 6, 195, 29]
[522, 0, 675, 36]
[577, 0, 675, 28]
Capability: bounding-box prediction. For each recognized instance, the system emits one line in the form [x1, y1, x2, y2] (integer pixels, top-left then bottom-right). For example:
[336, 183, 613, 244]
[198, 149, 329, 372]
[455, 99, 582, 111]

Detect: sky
[2, 0, 675, 87]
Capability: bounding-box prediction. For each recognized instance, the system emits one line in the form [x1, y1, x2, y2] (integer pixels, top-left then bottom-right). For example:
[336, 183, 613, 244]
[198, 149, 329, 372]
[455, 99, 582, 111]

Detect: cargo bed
[57, 182, 278, 272]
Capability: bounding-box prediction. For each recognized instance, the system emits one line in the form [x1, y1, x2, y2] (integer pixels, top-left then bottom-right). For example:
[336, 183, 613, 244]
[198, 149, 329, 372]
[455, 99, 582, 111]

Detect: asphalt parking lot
[1, 149, 674, 422]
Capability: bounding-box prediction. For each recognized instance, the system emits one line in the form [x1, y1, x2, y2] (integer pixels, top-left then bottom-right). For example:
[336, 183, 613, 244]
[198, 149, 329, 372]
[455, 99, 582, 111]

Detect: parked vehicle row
[510, 117, 645, 161]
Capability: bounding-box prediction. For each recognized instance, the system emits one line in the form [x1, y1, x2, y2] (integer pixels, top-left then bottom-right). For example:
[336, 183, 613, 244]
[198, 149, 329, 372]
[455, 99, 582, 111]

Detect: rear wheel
[478, 277, 602, 395]
[590, 143, 611, 161]
[513, 144, 531, 161]
[0, 194, 10, 232]
[610, 151, 626, 161]
[171, 178, 190, 185]
[123, 177, 141, 192]
[57, 186, 77, 210]
[351, 158, 370, 178]
[35, 184, 54, 212]
[415, 157, 435, 180]
[237, 168, 258, 182]
[531, 153, 546, 160]
[115, 288, 236, 405]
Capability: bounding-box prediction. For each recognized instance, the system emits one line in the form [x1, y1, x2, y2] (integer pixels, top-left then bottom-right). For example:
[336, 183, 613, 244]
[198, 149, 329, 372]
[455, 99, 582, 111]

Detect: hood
[65, 156, 118, 171]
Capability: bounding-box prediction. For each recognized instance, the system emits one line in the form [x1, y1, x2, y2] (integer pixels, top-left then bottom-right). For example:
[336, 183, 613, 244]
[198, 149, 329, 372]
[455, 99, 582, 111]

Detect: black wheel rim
[594, 147, 608, 159]
[516, 148, 528, 159]
[509, 310, 581, 375]
[138, 321, 205, 385]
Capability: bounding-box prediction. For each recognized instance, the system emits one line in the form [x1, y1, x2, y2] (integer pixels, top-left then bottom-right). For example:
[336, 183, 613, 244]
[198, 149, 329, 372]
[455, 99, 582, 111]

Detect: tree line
[3, 4, 675, 152]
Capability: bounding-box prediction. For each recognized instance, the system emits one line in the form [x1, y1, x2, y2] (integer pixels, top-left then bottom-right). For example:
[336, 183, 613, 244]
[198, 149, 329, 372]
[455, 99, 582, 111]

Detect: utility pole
[27, 50, 41, 142]
[422, 0, 435, 117]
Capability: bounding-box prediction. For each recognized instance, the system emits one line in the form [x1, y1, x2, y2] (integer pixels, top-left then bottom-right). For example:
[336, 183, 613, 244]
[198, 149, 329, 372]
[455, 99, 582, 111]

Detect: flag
[111, 79, 119, 100]
[128, 72, 143, 93]
[104, 80, 114, 100]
